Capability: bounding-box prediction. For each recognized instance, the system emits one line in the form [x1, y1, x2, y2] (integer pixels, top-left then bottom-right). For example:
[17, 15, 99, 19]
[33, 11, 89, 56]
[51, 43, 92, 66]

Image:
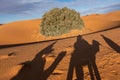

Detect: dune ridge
[0, 10, 120, 80]
[0, 10, 120, 45]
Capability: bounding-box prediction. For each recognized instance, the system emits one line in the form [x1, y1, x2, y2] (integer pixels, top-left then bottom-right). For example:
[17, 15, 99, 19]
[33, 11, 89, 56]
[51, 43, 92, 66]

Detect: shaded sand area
[0, 10, 120, 80]
[0, 11, 120, 45]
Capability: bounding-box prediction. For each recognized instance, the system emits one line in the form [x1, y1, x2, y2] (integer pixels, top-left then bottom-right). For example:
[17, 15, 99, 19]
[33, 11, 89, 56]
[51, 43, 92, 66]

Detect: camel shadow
[101, 35, 120, 53]
[67, 35, 101, 80]
[11, 41, 66, 80]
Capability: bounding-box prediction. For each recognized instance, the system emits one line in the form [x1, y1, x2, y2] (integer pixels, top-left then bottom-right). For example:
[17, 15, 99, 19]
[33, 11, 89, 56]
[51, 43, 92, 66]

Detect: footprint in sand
[52, 69, 64, 75]
[0, 52, 16, 60]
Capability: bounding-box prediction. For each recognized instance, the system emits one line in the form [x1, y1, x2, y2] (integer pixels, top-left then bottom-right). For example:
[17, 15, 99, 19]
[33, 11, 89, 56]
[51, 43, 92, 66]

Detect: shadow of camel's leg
[88, 62, 95, 80]
[67, 58, 74, 80]
[92, 61, 101, 80]
[75, 63, 84, 80]
[42, 52, 66, 80]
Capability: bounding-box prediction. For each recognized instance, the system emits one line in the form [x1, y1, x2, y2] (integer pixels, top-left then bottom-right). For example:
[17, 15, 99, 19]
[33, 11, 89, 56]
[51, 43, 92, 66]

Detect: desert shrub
[40, 7, 84, 36]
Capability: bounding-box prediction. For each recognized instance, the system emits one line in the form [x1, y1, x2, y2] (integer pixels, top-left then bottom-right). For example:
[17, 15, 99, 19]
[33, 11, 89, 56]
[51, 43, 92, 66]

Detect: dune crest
[0, 11, 120, 80]
[0, 11, 120, 45]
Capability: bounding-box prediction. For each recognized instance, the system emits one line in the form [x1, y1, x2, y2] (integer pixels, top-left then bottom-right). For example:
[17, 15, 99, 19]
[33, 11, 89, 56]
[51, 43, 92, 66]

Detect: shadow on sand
[11, 41, 66, 80]
[67, 35, 101, 80]
[101, 35, 120, 53]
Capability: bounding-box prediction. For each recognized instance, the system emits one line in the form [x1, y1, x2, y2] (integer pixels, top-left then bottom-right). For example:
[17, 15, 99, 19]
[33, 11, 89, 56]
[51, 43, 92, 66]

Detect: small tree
[40, 7, 84, 36]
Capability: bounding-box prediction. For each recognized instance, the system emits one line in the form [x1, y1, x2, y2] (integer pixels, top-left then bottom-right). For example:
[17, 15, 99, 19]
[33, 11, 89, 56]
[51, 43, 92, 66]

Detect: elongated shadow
[67, 35, 101, 80]
[101, 35, 120, 53]
[88, 40, 101, 80]
[11, 41, 66, 80]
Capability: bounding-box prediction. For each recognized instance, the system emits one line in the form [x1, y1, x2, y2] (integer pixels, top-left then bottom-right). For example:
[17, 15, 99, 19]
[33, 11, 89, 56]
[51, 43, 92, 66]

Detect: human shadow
[11, 41, 66, 80]
[101, 35, 120, 53]
[67, 35, 101, 80]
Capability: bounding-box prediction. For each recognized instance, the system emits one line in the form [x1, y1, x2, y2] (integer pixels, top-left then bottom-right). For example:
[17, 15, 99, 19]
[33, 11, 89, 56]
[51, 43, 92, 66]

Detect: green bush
[40, 7, 84, 36]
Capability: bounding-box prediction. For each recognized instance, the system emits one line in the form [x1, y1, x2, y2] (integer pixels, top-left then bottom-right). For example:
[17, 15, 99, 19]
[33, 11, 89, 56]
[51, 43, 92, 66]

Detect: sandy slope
[0, 11, 120, 80]
[0, 10, 120, 45]
[0, 27, 120, 80]
[82, 10, 120, 31]
[0, 19, 41, 44]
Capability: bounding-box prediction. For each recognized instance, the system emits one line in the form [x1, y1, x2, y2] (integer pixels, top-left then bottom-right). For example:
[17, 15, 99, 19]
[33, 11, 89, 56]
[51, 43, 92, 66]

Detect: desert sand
[0, 11, 120, 80]
[0, 10, 120, 45]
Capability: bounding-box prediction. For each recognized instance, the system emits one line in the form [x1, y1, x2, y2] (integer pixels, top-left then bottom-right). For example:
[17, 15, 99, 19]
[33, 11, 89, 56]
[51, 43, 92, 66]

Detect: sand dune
[0, 19, 41, 44]
[0, 10, 120, 45]
[82, 10, 120, 31]
[0, 10, 120, 80]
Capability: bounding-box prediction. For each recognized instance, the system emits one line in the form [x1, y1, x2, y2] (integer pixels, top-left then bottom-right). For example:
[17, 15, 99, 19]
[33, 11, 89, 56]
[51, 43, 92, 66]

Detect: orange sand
[0, 10, 120, 45]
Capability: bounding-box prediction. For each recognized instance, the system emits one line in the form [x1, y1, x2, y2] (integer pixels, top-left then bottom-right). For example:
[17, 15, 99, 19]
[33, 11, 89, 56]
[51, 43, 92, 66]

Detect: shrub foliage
[40, 7, 84, 36]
